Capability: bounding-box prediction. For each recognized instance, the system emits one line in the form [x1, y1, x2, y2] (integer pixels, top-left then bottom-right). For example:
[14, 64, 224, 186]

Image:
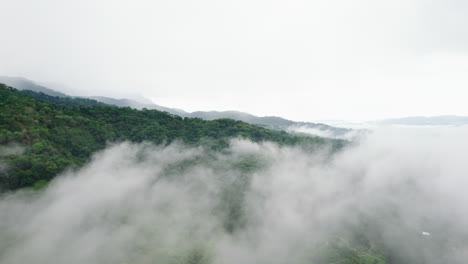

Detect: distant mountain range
[373, 116, 468, 126]
[86, 96, 189, 116]
[0, 76, 352, 138]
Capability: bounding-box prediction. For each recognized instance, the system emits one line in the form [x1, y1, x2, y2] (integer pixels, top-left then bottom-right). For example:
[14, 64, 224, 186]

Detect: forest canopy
[0, 83, 343, 190]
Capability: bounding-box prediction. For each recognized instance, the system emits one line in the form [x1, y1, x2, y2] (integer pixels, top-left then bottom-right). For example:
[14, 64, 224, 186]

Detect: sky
[1, 0, 468, 121]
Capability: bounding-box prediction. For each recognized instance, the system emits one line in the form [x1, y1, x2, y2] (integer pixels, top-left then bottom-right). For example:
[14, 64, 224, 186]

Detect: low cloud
[287, 125, 364, 140]
[1, 127, 468, 263]
[0, 144, 24, 173]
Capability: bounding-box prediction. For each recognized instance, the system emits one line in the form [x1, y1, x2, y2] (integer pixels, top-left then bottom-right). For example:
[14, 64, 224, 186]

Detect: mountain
[0, 76, 187, 115]
[82, 98, 352, 139]
[0, 83, 343, 190]
[188, 111, 295, 127]
[21, 90, 108, 107]
[374, 115, 468, 126]
[0, 76, 352, 138]
[187, 111, 353, 138]
[87, 96, 187, 116]
[0, 76, 67, 97]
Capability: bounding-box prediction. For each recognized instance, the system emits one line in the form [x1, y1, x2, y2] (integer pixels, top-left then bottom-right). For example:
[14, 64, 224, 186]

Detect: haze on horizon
[1, 0, 468, 121]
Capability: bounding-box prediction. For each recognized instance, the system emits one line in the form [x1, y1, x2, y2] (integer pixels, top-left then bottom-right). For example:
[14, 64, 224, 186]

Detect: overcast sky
[1, 0, 468, 121]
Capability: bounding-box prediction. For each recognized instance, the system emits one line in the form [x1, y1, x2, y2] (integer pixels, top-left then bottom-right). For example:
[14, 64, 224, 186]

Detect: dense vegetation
[0, 84, 343, 190]
[0, 77, 353, 136]
[21, 89, 108, 107]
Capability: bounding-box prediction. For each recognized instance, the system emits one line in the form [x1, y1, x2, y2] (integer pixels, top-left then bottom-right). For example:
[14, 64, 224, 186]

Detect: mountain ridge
[0, 76, 351, 138]
[0, 83, 343, 190]
[373, 115, 468, 126]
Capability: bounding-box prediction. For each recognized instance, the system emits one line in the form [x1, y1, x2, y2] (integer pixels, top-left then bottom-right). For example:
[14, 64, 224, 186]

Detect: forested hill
[0, 77, 351, 138]
[0, 83, 343, 190]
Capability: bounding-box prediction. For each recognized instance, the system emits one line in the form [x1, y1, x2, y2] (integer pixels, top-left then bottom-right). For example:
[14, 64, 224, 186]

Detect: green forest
[0, 83, 343, 190]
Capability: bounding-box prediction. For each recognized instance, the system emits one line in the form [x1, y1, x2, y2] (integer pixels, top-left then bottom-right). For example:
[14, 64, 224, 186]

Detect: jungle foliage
[0, 84, 344, 190]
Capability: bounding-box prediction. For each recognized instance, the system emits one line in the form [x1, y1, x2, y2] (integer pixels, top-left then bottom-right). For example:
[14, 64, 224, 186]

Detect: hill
[1, 77, 351, 138]
[87, 95, 187, 116]
[188, 111, 352, 138]
[0, 83, 343, 190]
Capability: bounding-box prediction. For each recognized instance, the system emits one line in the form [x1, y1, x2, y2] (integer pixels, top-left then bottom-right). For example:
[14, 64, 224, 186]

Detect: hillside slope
[188, 110, 352, 137]
[2, 77, 351, 138]
[87, 95, 187, 116]
[0, 83, 342, 190]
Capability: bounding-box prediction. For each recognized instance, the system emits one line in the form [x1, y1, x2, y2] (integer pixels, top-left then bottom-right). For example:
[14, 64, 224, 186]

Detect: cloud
[287, 125, 364, 140]
[1, 127, 468, 263]
[0, 144, 24, 173]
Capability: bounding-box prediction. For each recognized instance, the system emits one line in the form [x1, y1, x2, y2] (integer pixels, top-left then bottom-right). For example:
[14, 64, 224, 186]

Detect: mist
[0, 145, 24, 174]
[287, 125, 363, 140]
[1, 127, 468, 263]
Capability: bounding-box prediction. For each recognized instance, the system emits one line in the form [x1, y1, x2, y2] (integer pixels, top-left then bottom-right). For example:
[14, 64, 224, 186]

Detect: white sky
[1, 0, 468, 121]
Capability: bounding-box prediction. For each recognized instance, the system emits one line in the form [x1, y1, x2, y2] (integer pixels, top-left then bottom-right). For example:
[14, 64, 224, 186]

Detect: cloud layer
[1, 127, 468, 263]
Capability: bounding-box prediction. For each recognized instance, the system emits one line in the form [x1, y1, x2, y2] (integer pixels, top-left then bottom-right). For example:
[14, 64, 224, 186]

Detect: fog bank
[1, 127, 468, 263]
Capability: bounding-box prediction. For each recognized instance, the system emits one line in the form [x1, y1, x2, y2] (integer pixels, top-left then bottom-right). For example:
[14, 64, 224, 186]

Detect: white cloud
[1, 127, 468, 263]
